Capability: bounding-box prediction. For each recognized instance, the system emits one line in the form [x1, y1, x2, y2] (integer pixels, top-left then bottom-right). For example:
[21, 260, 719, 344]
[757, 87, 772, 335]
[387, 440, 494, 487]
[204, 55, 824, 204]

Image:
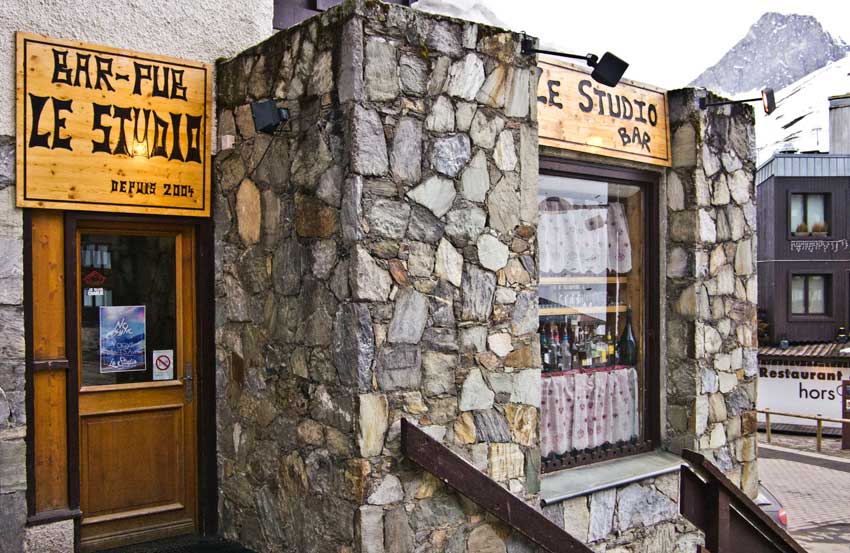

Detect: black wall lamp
[251, 99, 291, 134]
[521, 36, 628, 87]
[699, 88, 776, 115]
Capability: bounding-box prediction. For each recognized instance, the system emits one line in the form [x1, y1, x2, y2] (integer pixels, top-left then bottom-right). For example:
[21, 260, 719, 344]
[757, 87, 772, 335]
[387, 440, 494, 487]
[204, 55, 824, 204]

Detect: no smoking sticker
[153, 349, 174, 381]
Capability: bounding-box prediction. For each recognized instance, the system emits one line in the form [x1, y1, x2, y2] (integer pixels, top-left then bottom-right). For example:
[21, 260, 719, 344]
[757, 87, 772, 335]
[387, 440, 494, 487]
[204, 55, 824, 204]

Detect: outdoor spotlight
[698, 88, 776, 115]
[521, 36, 629, 87]
[251, 99, 290, 134]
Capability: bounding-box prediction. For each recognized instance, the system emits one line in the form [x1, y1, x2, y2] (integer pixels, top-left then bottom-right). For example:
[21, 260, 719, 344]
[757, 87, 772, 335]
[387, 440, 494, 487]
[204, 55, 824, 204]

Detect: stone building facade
[213, 3, 758, 553]
[664, 90, 759, 496]
[0, 1, 759, 552]
[214, 3, 543, 551]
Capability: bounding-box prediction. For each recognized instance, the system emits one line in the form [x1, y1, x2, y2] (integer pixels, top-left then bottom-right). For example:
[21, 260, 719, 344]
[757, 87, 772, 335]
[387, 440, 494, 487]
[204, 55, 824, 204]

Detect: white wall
[0, 0, 276, 136]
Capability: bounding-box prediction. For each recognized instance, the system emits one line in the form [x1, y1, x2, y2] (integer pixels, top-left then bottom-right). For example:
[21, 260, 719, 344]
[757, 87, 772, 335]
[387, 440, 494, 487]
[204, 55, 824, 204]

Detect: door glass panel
[80, 233, 177, 386]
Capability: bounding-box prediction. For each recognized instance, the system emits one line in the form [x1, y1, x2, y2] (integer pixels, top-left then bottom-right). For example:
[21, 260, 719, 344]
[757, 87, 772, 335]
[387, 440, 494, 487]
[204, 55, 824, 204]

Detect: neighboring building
[757, 94, 850, 428]
[0, 1, 789, 553]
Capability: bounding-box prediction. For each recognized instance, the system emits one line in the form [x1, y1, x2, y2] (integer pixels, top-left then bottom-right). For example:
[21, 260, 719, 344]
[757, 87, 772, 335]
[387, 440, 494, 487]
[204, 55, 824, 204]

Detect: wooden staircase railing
[680, 450, 807, 553]
[400, 418, 592, 553]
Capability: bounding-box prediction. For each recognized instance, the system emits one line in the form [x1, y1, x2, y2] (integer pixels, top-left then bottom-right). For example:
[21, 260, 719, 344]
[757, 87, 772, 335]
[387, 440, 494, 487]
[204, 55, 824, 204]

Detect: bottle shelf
[540, 305, 628, 316]
[540, 276, 627, 286]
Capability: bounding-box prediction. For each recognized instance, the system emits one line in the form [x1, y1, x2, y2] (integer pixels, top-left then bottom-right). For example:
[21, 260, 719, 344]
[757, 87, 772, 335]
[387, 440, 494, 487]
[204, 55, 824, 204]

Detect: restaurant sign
[16, 32, 212, 216]
[537, 57, 671, 167]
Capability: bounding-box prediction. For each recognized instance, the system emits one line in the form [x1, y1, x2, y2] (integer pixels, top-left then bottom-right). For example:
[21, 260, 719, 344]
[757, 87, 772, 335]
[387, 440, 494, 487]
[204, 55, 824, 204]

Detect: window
[790, 193, 829, 236]
[537, 168, 654, 471]
[790, 274, 830, 316]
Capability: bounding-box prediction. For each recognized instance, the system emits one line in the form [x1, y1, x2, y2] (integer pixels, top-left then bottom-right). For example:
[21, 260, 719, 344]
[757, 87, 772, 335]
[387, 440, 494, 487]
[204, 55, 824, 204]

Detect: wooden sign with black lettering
[16, 32, 212, 216]
[537, 57, 671, 167]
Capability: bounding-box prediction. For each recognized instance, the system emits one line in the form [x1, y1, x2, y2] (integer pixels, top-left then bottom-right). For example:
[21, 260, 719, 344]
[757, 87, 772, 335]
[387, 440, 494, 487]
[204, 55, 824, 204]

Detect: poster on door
[99, 305, 146, 373]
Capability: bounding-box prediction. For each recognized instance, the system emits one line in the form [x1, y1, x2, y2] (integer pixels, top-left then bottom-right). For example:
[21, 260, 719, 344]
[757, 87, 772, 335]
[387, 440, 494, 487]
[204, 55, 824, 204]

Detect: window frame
[788, 192, 832, 238]
[538, 157, 661, 473]
[788, 272, 833, 321]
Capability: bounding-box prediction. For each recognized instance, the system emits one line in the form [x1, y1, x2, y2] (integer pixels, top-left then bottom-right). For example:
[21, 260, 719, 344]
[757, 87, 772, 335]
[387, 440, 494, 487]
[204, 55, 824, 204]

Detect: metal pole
[765, 409, 771, 444]
[817, 415, 823, 452]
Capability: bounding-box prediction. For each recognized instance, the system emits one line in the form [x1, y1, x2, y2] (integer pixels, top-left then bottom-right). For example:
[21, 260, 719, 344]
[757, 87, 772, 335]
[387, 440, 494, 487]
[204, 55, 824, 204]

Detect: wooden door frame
[23, 210, 217, 543]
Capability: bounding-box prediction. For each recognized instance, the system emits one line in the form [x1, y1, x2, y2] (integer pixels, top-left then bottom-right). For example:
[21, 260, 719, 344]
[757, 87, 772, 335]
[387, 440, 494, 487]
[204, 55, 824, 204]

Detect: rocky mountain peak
[690, 12, 849, 96]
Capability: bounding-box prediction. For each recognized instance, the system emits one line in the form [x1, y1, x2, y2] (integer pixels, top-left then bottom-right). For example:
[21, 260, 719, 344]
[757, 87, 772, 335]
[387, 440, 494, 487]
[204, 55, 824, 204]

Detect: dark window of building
[537, 169, 654, 470]
[790, 274, 830, 315]
[790, 193, 829, 236]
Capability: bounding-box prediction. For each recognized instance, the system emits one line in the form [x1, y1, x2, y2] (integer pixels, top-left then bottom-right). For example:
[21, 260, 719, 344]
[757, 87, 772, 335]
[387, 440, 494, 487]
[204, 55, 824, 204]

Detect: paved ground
[759, 433, 850, 553]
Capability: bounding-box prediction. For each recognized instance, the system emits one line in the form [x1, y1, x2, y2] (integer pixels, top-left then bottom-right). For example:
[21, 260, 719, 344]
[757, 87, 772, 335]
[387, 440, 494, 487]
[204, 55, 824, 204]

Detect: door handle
[183, 362, 193, 403]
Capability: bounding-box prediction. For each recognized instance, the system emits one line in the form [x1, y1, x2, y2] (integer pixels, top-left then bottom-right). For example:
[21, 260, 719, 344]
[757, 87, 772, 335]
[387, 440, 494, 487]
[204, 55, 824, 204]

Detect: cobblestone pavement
[759, 440, 850, 553]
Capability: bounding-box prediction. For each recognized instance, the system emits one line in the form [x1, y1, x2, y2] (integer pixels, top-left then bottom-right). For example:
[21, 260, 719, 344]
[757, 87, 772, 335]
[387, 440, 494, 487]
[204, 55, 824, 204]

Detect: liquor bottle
[539, 324, 549, 373]
[550, 323, 560, 372]
[560, 323, 572, 372]
[618, 307, 637, 366]
[606, 331, 615, 366]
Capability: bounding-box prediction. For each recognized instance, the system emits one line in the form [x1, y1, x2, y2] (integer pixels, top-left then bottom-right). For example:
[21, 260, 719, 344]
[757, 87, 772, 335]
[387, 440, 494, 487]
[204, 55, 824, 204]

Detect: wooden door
[75, 220, 198, 551]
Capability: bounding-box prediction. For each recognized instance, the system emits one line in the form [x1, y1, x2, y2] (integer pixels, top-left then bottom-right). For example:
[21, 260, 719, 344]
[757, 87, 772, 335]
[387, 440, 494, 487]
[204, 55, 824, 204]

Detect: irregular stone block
[493, 130, 517, 171]
[350, 246, 391, 301]
[488, 442, 524, 481]
[477, 234, 509, 272]
[461, 265, 496, 322]
[333, 303, 375, 391]
[487, 173, 520, 235]
[342, 175, 364, 243]
[295, 193, 338, 238]
[358, 394, 388, 457]
[445, 207, 487, 245]
[617, 484, 679, 532]
[431, 134, 471, 178]
[459, 368, 494, 411]
[474, 409, 511, 442]
[467, 523, 506, 553]
[365, 38, 399, 101]
[387, 288, 428, 344]
[423, 351, 457, 396]
[368, 474, 403, 505]
[384, 505, 415, 553]
[407, 176, 457, 218]
[461, 150, 490, 203]
[408, 206, 445, 244]
[391, 117, 422, 184]
[358, 505, 385, 553]
[426, 95, 455, 133]
[470, 110, 506, 149]
[511, 291, 538, 336]
[434, 238, 463, 287]
[352, 106, 389, 176]
[588, 488, 615, 542]
[367, 199, 411, 240]
[400, 54, 427, 96]
[377, 344, 422, 391]
[235, 178, 261, 245]
[446, 53, 485, 101]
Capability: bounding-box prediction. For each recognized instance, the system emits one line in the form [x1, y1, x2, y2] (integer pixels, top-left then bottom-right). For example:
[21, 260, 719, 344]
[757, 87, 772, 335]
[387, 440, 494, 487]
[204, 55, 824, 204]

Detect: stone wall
[665, 89, 759, 495]
[0, 134, 25, 553]
[214, 10, 355, 552]
[545, 473, 702, 552]
[214, 1, 541, 551]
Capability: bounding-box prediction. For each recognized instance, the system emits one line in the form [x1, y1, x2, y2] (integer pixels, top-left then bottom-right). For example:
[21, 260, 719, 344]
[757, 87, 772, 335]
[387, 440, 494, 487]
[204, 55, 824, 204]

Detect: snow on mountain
[412, 0, 507, 29]
[691, 12, 849, 96]
[756, 54, 850, 164]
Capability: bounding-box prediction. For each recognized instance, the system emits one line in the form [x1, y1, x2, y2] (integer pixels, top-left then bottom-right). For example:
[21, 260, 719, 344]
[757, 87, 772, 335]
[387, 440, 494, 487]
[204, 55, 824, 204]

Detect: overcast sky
[446, 0, 850, 89]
